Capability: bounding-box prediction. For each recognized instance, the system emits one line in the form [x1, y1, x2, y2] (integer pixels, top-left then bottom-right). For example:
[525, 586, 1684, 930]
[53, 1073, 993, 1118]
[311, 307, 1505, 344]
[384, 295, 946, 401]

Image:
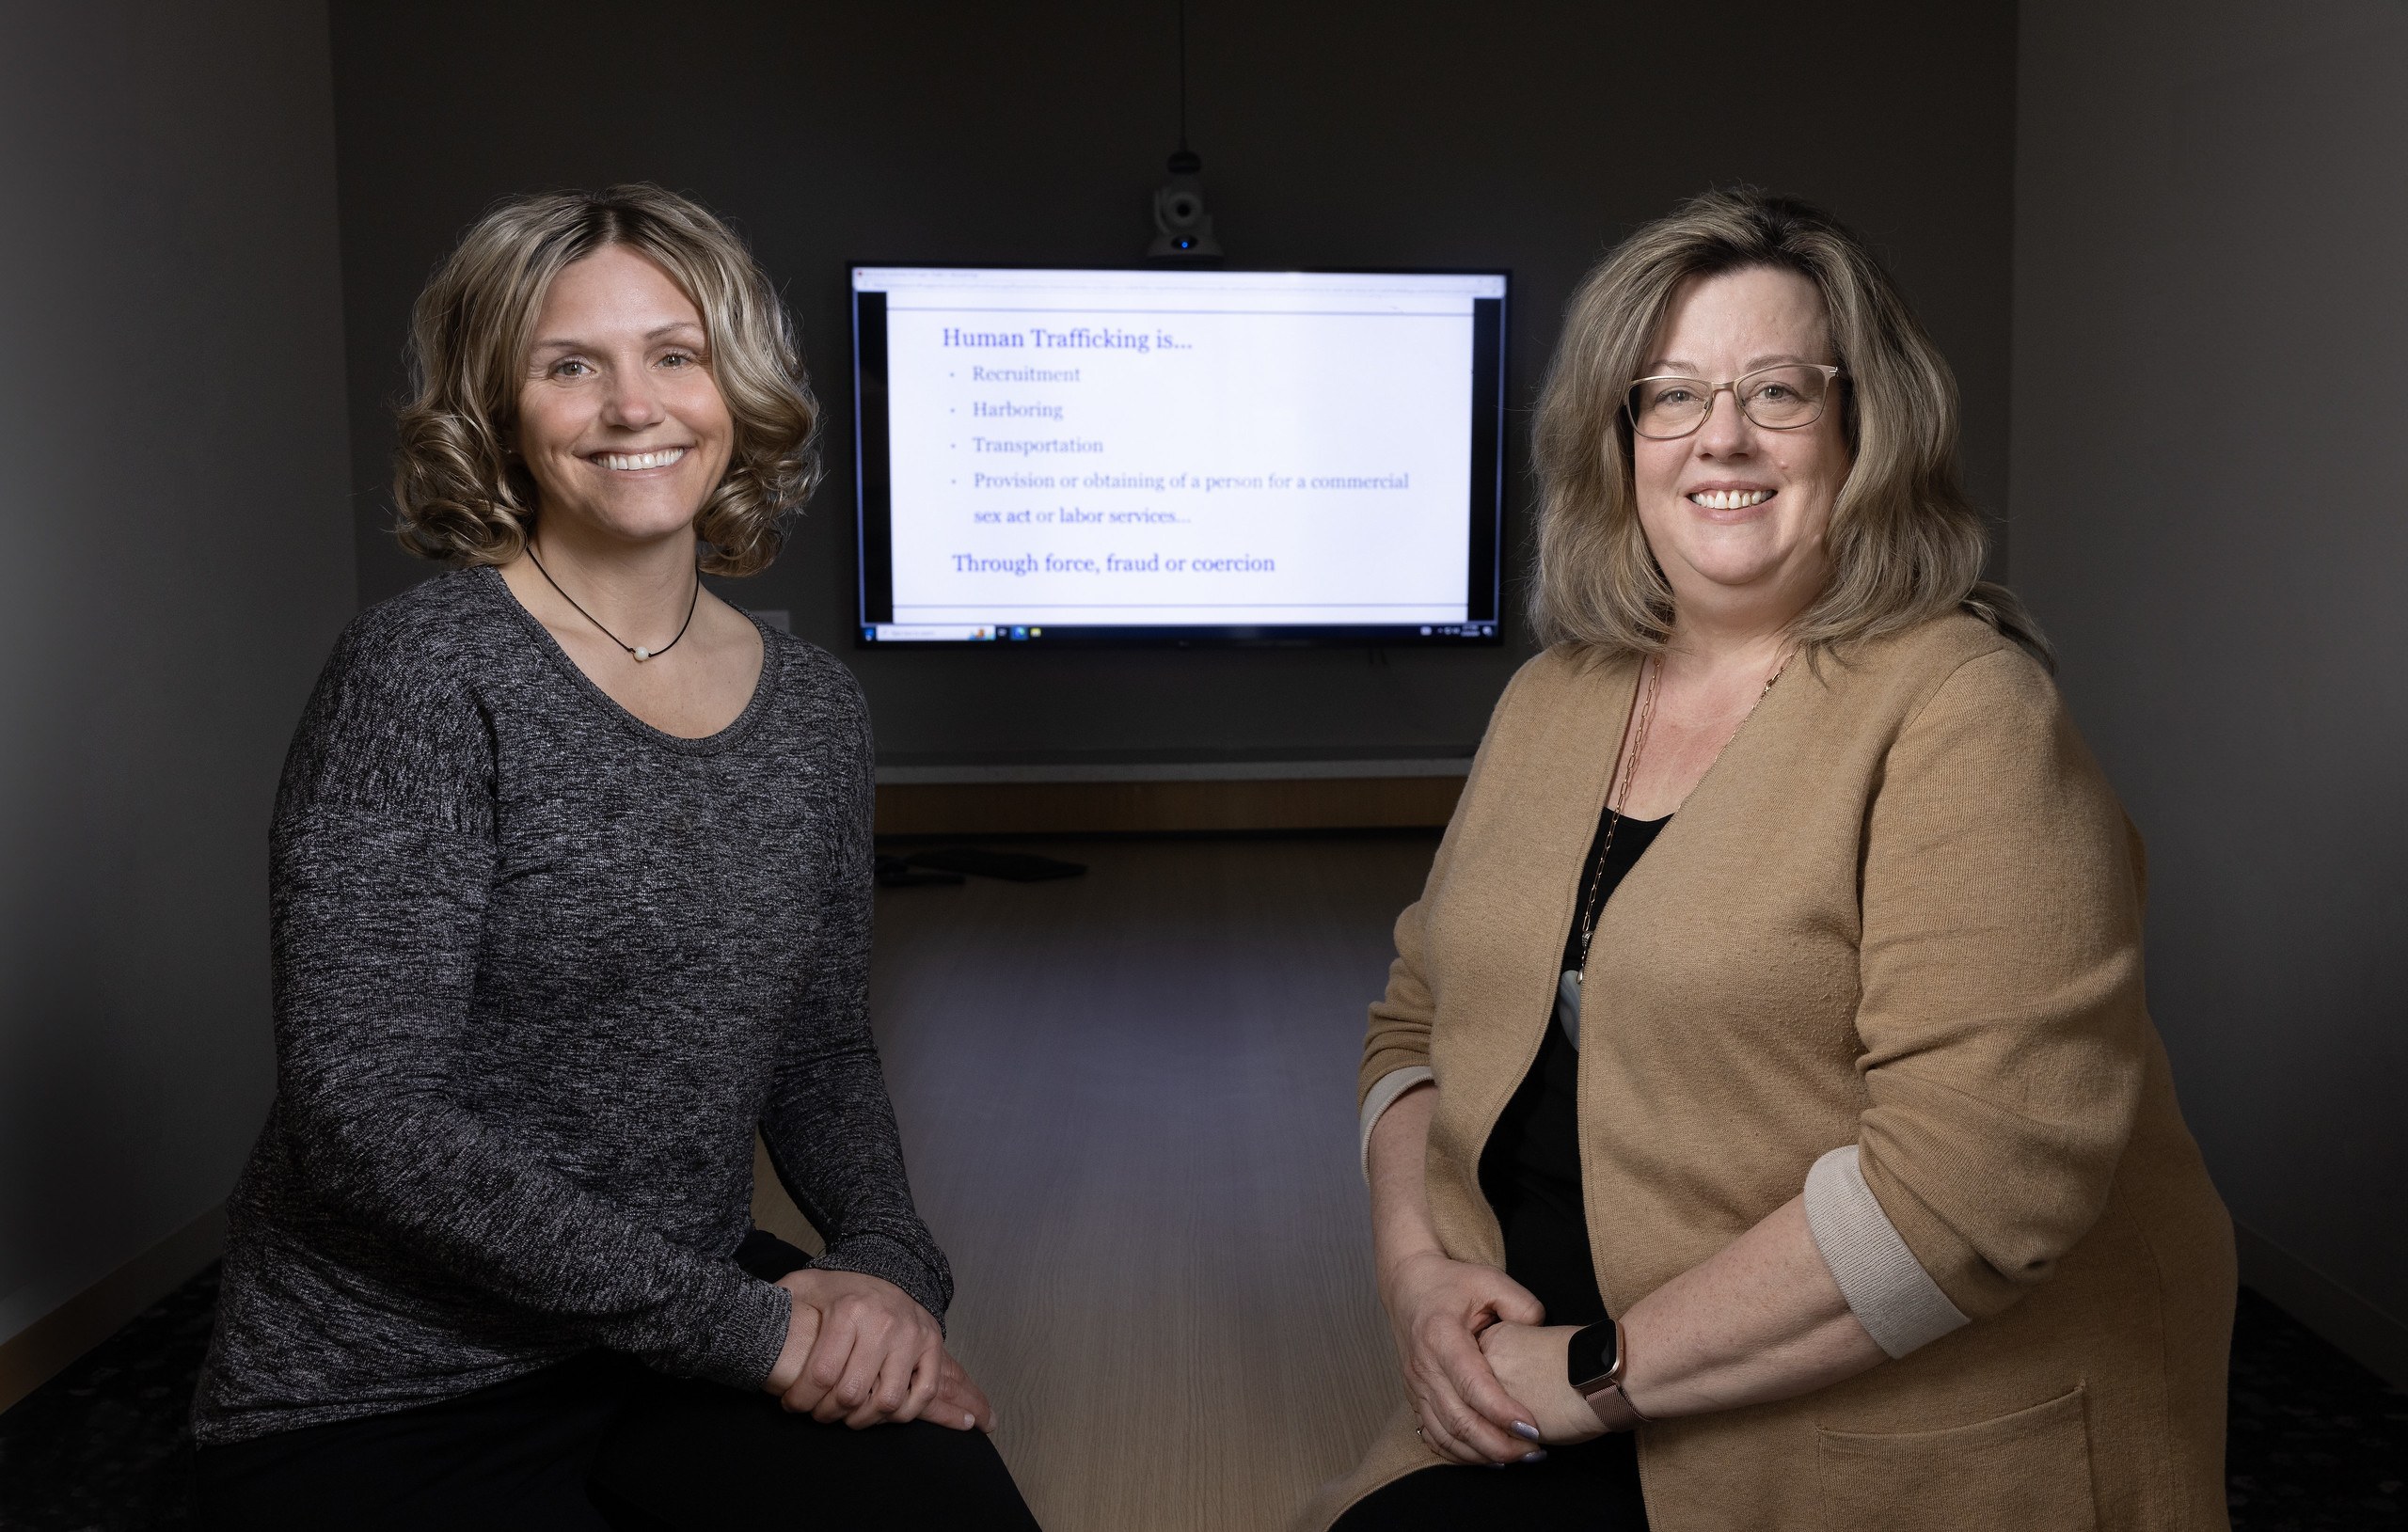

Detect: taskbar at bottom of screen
[858, 620, 1500, 648]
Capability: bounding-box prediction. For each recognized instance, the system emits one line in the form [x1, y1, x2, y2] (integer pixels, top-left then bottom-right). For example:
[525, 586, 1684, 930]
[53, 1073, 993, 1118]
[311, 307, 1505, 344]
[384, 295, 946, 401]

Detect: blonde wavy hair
[392, 183, 819, 576]
[1529, 188, 2047, 665]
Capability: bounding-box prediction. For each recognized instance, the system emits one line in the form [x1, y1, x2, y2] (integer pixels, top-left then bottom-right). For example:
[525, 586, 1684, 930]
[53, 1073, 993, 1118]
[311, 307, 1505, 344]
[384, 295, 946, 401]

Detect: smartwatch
[1566, 1319, 1652, 1431]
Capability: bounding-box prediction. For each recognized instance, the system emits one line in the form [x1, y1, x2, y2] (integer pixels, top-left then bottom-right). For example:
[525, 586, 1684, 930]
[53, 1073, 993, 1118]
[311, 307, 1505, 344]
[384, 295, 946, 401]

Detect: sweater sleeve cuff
[1803, 1144, 1971, 1359]
[689, 1272, 795, 1391]
[810, 1233, 952, 1332]
[1359, 1066, 1434, 1178]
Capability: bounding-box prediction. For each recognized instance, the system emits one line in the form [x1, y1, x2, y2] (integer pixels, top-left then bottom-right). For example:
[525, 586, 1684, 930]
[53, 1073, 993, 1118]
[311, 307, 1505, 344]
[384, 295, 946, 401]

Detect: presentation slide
[852, 267, 1505, 646]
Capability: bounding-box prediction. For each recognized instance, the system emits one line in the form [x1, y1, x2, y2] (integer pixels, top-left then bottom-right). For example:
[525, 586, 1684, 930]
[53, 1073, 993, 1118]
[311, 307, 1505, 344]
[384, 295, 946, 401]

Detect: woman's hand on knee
[1378, 1249, 1547, 1465]
[763, 1285, 824, 1398]
[926, 1347, 997, 1433]
[765, 1270, 943, 1428]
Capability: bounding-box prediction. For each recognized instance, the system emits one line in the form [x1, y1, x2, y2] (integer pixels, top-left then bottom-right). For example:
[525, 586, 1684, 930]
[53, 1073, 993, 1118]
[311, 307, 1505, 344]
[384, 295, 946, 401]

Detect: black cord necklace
[524, 545, 701, 663]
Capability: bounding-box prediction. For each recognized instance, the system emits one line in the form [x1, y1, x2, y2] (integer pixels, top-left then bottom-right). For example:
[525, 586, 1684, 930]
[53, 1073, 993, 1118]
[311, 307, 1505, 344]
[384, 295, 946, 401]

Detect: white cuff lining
[1358, 1066, 1434, 1178]
[1803, 1144, 1971, 1359]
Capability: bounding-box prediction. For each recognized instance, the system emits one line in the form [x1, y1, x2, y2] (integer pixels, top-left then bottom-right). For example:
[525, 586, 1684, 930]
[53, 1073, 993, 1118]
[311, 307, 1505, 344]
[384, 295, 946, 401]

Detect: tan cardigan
[1311, 615, 2233, 1532]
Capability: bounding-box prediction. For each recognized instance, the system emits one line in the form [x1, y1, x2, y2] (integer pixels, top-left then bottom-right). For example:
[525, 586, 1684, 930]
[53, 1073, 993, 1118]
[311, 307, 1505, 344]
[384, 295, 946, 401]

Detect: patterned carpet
[0, 1268, 214, 1531]
[2226, 1287, 2408, 1528]
[0, 1271, 2400, 1529]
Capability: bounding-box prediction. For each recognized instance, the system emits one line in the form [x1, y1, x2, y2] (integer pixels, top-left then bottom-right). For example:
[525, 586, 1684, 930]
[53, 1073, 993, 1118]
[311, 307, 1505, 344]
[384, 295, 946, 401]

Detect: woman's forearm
[1365, 1082, 1442, 1280]
[1366, 1081, 1554, 1462]
[1619, 1195, 1887, 1417]
[1371, 1082, 1884, 1423]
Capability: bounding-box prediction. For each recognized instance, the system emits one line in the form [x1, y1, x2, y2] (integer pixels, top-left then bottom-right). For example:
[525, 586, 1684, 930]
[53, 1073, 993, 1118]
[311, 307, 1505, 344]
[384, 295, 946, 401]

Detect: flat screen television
[849, 264, 1507, 647]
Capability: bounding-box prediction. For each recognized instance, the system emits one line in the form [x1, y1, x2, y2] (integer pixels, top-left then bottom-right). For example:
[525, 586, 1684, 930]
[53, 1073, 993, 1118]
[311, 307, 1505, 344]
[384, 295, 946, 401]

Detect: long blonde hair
[1529, 188, 2047, 665]
[392, 183, 819, 577]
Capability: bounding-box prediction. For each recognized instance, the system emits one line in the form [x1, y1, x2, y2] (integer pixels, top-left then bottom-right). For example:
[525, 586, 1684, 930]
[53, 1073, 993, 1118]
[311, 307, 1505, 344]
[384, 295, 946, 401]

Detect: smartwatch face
[1566, 1320, 1620, 1387]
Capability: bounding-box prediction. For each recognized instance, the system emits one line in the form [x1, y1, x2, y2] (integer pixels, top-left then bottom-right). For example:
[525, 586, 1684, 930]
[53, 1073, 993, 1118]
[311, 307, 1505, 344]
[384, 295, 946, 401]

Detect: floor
[862, 835, 1415, 1532]
[3, 835, 2403, 1530]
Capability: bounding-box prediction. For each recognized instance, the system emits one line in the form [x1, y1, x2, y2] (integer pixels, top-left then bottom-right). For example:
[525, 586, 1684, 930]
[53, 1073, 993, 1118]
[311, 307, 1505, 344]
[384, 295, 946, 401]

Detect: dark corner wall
[2013, 0, 2408, 1379]
[325, 0, 2019, 765]
[0, 1, 355, 1359]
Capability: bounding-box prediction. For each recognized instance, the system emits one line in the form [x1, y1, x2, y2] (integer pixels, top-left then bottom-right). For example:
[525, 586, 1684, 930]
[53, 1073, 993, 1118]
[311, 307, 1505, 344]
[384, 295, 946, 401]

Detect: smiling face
[1629, 264, 1851, 632]
[515, 244, 734, 549]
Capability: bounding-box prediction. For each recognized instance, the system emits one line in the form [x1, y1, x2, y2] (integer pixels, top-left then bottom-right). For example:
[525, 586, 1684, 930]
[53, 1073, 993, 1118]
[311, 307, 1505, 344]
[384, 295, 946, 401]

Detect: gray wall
[0, 3, 356, 1345]
[327, 0, 2019, 763]
[2012, 0, 2408, 1374]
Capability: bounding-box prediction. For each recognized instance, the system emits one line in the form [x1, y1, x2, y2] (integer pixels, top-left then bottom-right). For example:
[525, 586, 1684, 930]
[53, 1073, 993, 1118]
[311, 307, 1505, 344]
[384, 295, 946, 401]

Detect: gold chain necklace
[1570, 647, 1794, 978]
[1571, 655, 1662, 976]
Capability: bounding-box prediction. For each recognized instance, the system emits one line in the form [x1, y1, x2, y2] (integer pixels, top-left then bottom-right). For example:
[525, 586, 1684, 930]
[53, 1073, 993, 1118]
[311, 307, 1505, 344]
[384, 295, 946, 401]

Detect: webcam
[1147, 149, 1222, 260]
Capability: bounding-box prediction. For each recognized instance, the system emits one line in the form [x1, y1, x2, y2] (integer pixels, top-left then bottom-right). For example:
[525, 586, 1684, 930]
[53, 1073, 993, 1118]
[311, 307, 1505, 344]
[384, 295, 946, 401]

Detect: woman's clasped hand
[1379, 1246, 1554, 1462]
[767, 1269, 994, 1432]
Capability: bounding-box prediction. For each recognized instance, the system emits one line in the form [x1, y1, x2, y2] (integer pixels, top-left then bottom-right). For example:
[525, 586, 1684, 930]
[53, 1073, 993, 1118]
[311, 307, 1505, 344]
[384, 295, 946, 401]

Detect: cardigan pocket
[1814, 1384, 2097, 1531]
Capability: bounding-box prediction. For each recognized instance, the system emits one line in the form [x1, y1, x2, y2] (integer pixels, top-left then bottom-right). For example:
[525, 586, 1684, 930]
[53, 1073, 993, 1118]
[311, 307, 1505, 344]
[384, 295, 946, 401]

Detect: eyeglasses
[1624, 363, 1844, 439]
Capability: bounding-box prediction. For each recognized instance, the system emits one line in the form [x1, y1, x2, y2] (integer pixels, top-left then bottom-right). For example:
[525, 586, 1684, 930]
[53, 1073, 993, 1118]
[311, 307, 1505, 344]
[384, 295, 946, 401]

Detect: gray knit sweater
[192, 567, 948, 1446]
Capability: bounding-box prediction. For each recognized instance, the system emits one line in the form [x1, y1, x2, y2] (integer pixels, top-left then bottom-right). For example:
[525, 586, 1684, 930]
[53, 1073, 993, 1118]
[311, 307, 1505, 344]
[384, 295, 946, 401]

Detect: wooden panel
[750, 834, 1436, 1532]
[0, 1206, 225, 1414]
[874, 776, 1463, 837]
[2237, 1222, 2408, 1390]
[751, 1134, 825, 1256]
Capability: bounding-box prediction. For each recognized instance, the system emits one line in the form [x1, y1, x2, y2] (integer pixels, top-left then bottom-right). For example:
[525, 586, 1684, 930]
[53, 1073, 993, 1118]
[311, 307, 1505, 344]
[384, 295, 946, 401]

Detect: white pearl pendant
[633, 647, 651, 661]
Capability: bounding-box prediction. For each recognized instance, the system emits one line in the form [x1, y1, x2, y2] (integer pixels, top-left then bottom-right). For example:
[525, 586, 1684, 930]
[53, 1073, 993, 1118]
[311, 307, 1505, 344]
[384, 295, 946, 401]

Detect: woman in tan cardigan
[1313, 191, 2233, 1531]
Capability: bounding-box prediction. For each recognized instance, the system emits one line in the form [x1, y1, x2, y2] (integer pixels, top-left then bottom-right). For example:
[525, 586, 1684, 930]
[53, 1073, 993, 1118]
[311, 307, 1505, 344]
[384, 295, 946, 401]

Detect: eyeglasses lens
[1627, 365, 1831, 438]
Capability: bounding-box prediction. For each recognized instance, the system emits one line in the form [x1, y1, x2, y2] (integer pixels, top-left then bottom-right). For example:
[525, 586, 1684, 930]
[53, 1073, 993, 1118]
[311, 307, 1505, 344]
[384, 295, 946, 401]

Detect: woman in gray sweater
[192, 185, 1038, 1530]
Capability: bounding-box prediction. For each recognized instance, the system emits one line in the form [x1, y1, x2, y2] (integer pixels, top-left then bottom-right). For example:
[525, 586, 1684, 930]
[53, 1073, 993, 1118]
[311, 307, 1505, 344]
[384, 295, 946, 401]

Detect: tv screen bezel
[848, 261, 1510, 651]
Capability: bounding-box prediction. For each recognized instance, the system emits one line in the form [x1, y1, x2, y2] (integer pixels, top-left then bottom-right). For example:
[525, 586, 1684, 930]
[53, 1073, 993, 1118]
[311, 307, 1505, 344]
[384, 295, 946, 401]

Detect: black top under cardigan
[1477, 809, 1670, 1328]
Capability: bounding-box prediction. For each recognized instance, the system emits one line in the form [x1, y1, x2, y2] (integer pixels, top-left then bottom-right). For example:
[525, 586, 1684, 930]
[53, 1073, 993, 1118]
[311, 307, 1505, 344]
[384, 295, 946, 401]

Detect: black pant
[1330, 1431, 1649, 1531]
[195, 1236, 1040, 1531]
